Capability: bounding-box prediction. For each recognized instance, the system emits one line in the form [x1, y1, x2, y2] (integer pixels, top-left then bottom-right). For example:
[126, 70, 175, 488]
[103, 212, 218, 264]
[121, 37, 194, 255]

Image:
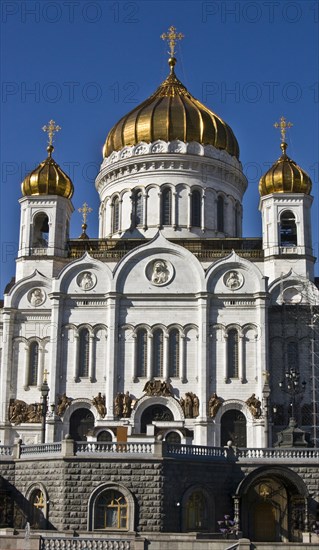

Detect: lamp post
[279, 367, 306, 422]
[40, 370, 50, 444]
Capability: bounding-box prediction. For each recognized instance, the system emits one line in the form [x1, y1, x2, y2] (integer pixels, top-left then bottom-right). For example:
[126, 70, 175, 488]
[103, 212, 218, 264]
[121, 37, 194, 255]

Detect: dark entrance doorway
[221, 410, 247, 447]
[69, 408, 94, 441]
[140, 404, 173, 433]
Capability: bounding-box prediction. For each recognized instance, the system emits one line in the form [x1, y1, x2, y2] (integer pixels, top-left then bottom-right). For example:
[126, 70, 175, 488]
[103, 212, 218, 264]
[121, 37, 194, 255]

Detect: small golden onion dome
[259, 142, 312, 197]
[21, 145, 74, 199]
[103, 58, 239, 159]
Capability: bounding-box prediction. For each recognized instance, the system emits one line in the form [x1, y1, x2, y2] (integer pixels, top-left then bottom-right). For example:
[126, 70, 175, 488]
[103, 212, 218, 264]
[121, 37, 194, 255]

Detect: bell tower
[17, 120, 74, 281]
[259, 117, 314, 281]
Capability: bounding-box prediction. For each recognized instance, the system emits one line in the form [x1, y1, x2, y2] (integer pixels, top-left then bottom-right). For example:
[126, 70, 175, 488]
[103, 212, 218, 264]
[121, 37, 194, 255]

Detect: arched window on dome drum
[217, 195, 224, 232]
[168, 329, 180, 378]
[191, 190, 201, 227]
[28, 342, 39, 386]
[132, 190, 143, 227]
[227, 329, 239, 379]
[153, 329, 164, 377]
[136, 329, 147, 377]
[161, 188, 172, 225]
[95, 490, 128, 530]
[79, 328, 90, 377]
[32, 213, 49, 249]
[112, 196, 120, 233]
[280, 210, 297, 247]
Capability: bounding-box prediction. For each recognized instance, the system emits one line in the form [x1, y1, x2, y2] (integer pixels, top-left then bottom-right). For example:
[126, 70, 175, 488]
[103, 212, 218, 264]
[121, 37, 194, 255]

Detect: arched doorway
[140, 404, 173, 433]
[69, 408, 94, 441]
[221, 410, 247, 447]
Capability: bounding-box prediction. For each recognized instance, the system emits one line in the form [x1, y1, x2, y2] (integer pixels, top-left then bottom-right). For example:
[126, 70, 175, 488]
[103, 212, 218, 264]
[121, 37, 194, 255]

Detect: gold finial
[78, 202, 93, 225]
[42, 119, 61, 147]
[161, 25, 184, 58]
[274, 116, 293, 144]
[78, 202, 93, 239]
[43, 369, 49, 383]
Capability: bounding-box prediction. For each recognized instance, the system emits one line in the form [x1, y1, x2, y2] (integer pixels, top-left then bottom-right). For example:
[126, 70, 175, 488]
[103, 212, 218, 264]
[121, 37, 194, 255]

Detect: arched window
[185, 491, 208, 531]
[32, 213, 49, 248]
[166, 431, 181, 444]
[28, 342, 39, 386]
[280, 210, 297, 247]
[153, 329, 163, 377]
[112, 196, 120, 233]
[79, 328, 90, 377]
[191, 190, 201, 227]
[221, 410, 247, 447]
[227, 329, 239, 378]
[69, 408, 94, 441]
[29, 489, 46, 529]
[217, 195, 224, 232]
[287, 341, 299, 370]
[161, 188, 172, 225]
[136, 329, 147, 377]
[168, 329, 180, 378]
[132, 190, 143, 228]
[97, 430, 113, 442]
[95, 490, 128, 530]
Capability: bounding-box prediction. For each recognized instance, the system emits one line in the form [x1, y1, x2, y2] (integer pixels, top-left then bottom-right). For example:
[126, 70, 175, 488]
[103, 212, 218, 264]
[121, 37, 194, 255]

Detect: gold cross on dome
[78, 202, 93, 225]
[42, 119, 61, 146]
[43, 369, 49, 383]
[274, 116, 293, 143]
[161, 26, 184, 57]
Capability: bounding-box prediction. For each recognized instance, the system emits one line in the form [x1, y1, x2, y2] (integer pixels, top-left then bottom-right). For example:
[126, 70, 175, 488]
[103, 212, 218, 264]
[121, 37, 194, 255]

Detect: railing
[75, 442, 153, 455]
[236, 447, 319, 460]
[20, 443, 62, 456]
[41, 537, 131, 549]
[0, 445, 12, 456]
[166, 443, 228, 458]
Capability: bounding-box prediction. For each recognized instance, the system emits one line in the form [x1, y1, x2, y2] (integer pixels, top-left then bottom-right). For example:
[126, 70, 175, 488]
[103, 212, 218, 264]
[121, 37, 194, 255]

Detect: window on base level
[161, 188, 172, 225]
[168, 329, 180, 378]
[79, 328, 90, 377]
[112, 196, 120, 233]
[280, 210, 297, 247]
[153, 329, 163, 377]
[28, 342, 39, 386]
[191, 190, 201, 227]
[132, 190, 143, 227]
[136, 329, 147, 377]
[95, 490, 128, 530]
[227, 329, 239, 378]
[217, 195, 224, 232]
[186, 491, 208, 531]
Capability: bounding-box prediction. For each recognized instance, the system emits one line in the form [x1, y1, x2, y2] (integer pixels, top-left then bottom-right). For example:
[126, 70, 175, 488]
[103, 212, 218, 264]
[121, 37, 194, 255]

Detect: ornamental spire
[42, 119, 61, 157]
[161, 26, 184, 73]
[274, 116, 293, 155]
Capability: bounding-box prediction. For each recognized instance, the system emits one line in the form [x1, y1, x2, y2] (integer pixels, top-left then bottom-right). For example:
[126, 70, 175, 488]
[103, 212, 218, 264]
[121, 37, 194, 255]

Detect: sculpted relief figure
[29, 288, 45, 307]
[246, 394, 262, 418]
[57, 393, 72, 417]
[224, 270, 242, 290]
[208, 393, 223, 418]
[114, 392, 133, 418]
[92, 393, 106, 418]
[180, 392, 200, 418]
[151, 260, 169, 285]
[79, 271, 95, 290]
[9, 399, 42, 424]
[143, 379, 172, 397]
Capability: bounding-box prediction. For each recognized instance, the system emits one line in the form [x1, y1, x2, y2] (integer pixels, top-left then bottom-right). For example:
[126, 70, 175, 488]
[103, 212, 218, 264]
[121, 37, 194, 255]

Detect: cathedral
[0, 27, 319, 548]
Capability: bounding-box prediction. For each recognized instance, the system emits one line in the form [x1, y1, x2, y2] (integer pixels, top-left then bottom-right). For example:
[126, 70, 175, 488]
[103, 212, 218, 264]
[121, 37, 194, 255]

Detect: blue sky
[1, 0, 318, 294]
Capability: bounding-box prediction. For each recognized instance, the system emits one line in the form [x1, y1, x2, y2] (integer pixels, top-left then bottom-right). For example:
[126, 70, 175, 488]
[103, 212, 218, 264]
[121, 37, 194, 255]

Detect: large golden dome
[21, 145, 74, 199]
[103, 58, 239, 159]
[259, 142, 312, 197]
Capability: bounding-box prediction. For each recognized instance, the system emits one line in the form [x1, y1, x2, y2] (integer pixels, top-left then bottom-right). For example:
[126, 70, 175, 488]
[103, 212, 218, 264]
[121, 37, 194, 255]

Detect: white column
[73, 333, 79, 382]
[105, 295, 119, 418]
[37, 343, 45, 389]
[163, 334, 169, 380]
[0, 310, 15, 442]
[157, 191, 162, 227]
[180, 334, 186, 382]
[239, 333, 244, 382]
[224, 333, 228, 382]
[201, 192, 205, 232]
[172, 191, 177, 230]
[23, 345, 29, 389]
[147, 333, 153, 379]
[89, 335, 95, 382]
[197, 295, 208, 422]
[119, 198, 123, 233]
[132, 333, 137, 382]
[143, 194, 148, 230]
[187, 193, 192, 229]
